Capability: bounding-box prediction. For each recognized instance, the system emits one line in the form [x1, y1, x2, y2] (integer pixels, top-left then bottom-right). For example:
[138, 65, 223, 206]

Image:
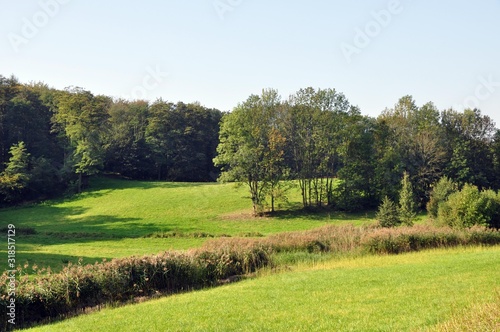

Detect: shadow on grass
[1, 204, 174, 247]
[25, 176, 216, 206]
[89, 176, 213, 191]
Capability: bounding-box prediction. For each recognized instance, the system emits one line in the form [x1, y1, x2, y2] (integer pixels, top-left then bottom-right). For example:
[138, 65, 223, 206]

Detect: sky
[1, 0, 499, 126]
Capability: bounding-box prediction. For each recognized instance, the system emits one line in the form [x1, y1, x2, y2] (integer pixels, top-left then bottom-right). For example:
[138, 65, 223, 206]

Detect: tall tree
[283, 87, 351, 208]
[441, 108, 496, 189]
[376, 97, 446, 206]
[104, 100, 153, 179]
[146, 100, 223, 181]
[492, 129, 500, 189]
[0, 141, 31, 203]
[335, 114, 376, 211]
[53, 87, 110, 192]
[0, 75, 21, 165]
[398, 171, 417, 226]
[214, 89, 286, 214]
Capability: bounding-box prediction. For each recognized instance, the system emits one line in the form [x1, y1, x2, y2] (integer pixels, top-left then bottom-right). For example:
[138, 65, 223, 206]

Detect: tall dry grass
[426, 290, 500, 332]
[202, 224, 500, 255]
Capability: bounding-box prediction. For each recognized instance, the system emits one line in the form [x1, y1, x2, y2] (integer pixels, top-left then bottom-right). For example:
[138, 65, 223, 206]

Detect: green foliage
[2, 74, 500, 210]
[376, 196, 401, 227]
[0, 141, 31, 203]
[283, 87, 370, 209]
[360, 225, 500, 254]
[1, 77, 225, 206]
[398, 171, 417, 226]
[437, 184, 500, 228]
[426, 176, 458, 218]
[333, 116, 377, 211]
[145, 101, 222, 181]
[214, 89, 288, 214]
[442, 108, 497, 189]
[52, 88, 111, 191]
[376, 97, 446, 205]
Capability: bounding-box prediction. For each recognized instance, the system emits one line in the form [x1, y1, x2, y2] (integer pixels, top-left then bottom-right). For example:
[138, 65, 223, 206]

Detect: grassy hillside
[0, 177, 376, 270]
[25, 246, 500, 332]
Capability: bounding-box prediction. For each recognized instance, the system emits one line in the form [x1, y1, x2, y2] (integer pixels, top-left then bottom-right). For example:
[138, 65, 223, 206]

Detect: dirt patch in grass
[218, 209, 268, 221]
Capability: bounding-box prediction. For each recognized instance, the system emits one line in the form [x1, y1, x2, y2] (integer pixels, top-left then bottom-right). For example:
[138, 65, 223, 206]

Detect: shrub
[359, 225, 500, 255]
[480, 189, 500, 229]
[437, 184, 500, 228]
[426, 176, 457, 219]
[377, 196, 401, 227]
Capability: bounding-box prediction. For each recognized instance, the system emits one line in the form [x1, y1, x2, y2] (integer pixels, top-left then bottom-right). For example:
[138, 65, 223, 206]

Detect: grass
[427, 292, 500, 331]
[24, 246, 500, 332]
[8, 222, 499, 329]
[2, 177, 497, 330]
[0, 177, 376, 271]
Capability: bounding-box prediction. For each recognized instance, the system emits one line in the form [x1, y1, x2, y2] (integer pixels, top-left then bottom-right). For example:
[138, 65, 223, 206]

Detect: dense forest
[0, 75, 222, 205]
[1, 75, 499, 212]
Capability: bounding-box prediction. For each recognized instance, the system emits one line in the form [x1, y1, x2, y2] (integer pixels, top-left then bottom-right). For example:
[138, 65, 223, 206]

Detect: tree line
[0, 75, 222, 205]
[2, 75, 499, 212]
[215, 88, 500, 215]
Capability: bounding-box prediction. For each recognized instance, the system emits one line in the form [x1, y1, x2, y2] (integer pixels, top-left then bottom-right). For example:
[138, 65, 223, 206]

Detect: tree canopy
[1, 75, 499, 213]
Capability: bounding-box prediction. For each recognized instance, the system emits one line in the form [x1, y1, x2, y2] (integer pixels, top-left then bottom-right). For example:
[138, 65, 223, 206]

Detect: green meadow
[1, 177, 497, 331]
[0, 178, 375, 271]
[25, 246, 500, 332]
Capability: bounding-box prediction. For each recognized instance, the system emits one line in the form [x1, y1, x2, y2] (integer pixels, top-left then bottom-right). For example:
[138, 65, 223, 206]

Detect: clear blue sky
[1, 0, 499, 126]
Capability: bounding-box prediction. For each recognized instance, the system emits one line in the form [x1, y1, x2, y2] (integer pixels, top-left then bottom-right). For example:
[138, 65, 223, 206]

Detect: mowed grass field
[25, 246, 500, 332]
[0, 177, 377, 271]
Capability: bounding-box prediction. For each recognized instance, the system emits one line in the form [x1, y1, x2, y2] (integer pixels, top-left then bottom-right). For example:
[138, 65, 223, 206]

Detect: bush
[360, 225, 500, 254]
[437, 184, 500, 228]
[376, 196, 401, 227]
[427, 176, 457, 218]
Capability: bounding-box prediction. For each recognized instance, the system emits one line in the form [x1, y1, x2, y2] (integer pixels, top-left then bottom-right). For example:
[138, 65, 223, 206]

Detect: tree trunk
[78, 173, 82, 193]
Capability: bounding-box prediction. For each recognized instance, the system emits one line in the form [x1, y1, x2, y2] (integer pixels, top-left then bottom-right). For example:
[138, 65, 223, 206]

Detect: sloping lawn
[25, 246, 500, 332]
[0, 178, 376, 271]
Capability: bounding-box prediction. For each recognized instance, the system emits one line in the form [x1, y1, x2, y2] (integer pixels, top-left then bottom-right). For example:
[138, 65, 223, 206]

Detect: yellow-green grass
[0, 178, 378, 271]
[24, 246, 500, 332]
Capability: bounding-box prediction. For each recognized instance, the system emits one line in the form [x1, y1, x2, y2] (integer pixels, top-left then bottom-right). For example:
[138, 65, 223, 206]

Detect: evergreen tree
[0, 141, 31, 203]
[398, 171, 417, 226]
[376, 196, 401, 227]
